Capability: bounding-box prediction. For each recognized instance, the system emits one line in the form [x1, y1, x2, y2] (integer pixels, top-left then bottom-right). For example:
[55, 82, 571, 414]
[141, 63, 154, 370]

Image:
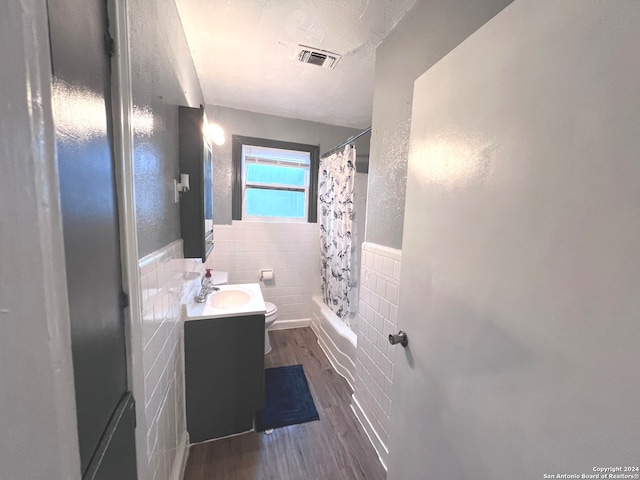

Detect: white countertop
[184, 283, 266, 321]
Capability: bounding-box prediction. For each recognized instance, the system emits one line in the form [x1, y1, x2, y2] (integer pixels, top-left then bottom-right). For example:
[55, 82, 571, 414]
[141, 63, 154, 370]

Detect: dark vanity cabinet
[184, 315, 265, 442]
[178, 105, 214, 262]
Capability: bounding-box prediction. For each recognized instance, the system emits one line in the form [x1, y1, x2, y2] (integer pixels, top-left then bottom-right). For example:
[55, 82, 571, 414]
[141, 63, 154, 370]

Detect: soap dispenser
[202, 268, 213, 288]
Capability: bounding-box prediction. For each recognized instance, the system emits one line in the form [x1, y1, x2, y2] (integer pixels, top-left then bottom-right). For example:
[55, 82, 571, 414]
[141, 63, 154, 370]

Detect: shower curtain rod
[320, 126, 371, 159]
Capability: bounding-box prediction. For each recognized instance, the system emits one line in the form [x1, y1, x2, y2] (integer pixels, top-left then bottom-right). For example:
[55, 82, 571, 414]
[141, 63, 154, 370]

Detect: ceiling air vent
[297, 46, 341, 70]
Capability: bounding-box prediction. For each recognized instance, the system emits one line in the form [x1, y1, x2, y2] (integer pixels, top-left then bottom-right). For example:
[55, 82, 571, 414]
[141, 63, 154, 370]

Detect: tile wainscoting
[138, 240, 188, 480]
[205, 221, 321, 326]
[352, 242, 402, 469]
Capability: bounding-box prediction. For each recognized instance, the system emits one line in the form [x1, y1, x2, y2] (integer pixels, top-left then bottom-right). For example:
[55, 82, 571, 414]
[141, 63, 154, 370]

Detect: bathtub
[310, 295, 357, 389]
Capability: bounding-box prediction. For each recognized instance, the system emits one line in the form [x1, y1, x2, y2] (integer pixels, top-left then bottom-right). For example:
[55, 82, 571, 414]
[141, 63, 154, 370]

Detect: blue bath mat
[256, 364, 319, 432]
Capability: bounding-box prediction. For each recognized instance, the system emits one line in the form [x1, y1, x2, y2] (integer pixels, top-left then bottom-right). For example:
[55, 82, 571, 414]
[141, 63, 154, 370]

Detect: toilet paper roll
[260, 269, 274, 281]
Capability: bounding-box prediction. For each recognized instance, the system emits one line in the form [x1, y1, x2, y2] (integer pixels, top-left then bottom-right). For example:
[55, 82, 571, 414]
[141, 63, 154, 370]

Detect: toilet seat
[265, 301, 277, 317]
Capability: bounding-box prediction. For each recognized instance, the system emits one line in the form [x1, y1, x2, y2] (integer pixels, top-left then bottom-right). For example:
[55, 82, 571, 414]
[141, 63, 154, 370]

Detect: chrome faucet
[195, 269, 220, 303]
[195, 284, 219, 303]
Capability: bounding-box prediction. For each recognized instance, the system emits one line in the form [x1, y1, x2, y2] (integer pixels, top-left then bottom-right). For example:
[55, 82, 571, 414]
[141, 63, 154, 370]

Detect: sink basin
[210, 288, 251, 309]
[185, 283, 266, 320]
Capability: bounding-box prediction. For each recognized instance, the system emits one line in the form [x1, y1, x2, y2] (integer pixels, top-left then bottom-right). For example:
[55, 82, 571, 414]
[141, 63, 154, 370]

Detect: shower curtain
[318, 145, 358, 325]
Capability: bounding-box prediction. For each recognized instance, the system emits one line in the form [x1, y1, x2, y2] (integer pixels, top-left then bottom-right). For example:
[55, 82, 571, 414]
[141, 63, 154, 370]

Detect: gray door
[49, 0, 137, 478]
[387, 2, 640, 479]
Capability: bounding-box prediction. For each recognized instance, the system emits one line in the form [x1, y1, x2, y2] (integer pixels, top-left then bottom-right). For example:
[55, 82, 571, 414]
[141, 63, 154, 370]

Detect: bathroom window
[232, 135, 319, 222]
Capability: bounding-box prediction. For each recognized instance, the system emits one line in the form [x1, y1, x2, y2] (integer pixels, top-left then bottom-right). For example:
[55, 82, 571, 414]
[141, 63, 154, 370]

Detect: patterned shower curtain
[318, 145, 358, 325]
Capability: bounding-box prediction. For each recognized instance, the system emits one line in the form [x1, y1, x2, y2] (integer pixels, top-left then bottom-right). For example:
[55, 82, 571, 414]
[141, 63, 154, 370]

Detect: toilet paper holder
[260, 269, 274, 281]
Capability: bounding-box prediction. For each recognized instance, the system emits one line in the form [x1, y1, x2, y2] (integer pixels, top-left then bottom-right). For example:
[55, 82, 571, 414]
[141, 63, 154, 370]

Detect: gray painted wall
[353, 130, 371, 174]
[129, 0, 204, 258]
[1, 2, 81, 478]
[207, 105, 365, 224]
[366, 0, 514, 249]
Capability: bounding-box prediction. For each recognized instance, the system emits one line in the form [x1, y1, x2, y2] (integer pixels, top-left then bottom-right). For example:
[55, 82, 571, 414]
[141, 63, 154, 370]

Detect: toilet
[264, 302, 278, 354]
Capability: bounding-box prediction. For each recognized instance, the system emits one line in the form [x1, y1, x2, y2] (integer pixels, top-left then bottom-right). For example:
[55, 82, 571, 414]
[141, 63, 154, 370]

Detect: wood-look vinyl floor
[183, 327, 386, 480]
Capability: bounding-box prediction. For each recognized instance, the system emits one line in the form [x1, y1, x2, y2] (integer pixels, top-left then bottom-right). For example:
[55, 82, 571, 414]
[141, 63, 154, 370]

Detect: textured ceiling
[175, 0, 417, 128]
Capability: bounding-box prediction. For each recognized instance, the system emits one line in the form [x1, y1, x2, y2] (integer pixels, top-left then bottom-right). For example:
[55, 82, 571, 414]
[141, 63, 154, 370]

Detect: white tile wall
[353, 242, 402, 454]
[205, 221, 321, 321]
[138, 240, 186, 480]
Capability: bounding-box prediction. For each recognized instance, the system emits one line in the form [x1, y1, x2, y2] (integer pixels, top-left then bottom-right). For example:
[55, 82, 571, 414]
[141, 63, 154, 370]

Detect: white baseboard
[170, 430, 189, 480]
[269, 318, 311, 331]
[351, 395, 388, 471]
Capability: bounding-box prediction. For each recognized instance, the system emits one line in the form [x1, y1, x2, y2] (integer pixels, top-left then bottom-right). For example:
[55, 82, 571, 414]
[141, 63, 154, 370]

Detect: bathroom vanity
[183, 284, 266, 442]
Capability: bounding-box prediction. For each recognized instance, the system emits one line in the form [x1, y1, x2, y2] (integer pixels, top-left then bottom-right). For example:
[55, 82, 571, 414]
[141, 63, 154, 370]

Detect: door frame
[105, 1, 148, 479]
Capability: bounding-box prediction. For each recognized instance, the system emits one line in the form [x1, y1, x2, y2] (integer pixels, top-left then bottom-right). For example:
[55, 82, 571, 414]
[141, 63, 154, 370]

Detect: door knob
[388, 331, 408, 347]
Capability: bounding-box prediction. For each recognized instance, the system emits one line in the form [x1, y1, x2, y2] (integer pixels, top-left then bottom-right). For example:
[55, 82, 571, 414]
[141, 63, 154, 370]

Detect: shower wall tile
[138, 239, 186, 480]
[353, 241, 402, 458]
[205, 221, 321, 321]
